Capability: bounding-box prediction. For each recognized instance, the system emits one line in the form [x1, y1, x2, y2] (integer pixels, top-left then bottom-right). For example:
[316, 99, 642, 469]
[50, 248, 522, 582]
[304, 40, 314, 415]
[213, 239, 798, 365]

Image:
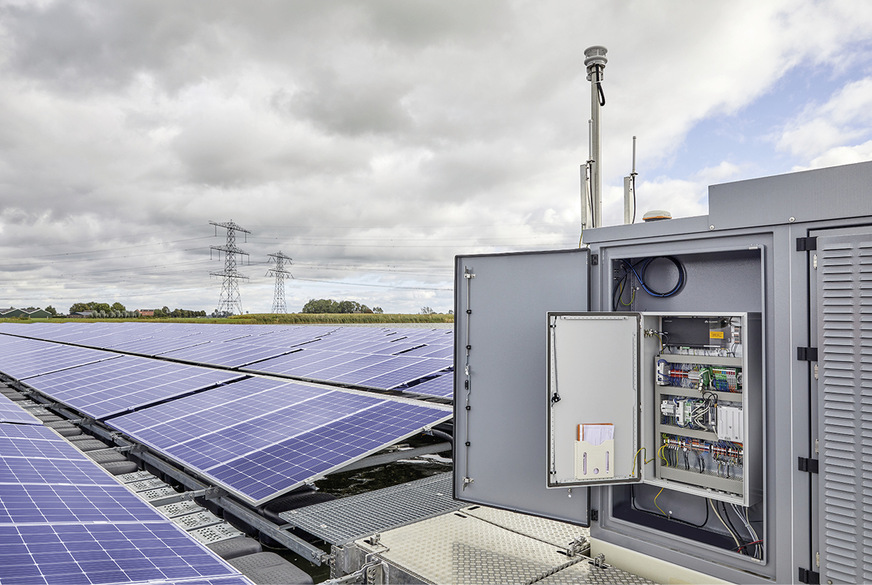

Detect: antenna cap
[584, 46, 608, 68]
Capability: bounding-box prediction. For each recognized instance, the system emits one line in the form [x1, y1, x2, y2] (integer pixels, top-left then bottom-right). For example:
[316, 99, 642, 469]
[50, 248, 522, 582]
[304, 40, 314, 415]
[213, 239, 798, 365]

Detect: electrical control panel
[547, 311, 761, 506]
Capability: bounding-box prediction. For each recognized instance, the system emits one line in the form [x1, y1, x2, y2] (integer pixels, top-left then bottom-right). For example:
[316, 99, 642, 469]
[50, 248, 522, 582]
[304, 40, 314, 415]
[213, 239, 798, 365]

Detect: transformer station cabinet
[453, 160, 872, 584]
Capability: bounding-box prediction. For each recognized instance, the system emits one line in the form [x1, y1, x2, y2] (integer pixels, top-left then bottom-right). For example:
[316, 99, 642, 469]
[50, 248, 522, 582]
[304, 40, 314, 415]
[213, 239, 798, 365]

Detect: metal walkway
[280, 472, 462, 545]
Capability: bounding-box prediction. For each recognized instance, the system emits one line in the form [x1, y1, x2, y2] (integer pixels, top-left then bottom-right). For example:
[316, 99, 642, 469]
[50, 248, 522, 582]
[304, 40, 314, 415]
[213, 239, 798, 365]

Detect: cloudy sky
[1, 0, 872, 315]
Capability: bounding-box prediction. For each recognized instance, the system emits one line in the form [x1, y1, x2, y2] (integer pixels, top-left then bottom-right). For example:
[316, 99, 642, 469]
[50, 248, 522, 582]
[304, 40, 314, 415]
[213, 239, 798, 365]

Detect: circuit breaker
[547, 312, 761, 506]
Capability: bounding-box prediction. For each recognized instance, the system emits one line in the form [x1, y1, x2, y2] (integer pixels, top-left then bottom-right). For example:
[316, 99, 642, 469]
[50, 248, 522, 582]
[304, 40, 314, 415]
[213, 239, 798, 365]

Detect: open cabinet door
[454, 249, 590, 525]
[547, 313, 642, 488]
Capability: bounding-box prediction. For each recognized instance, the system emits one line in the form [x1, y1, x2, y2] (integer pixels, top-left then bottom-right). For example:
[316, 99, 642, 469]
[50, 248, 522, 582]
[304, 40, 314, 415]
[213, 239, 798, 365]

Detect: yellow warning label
[709, 331, 725, 339]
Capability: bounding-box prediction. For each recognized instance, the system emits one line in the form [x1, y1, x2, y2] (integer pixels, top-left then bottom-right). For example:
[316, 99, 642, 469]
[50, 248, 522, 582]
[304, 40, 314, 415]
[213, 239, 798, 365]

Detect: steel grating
[535, 558, 655, 585]
[281, 472, 462, 544]
[461, 505, 588, 550]
[354, 508, 588, 585]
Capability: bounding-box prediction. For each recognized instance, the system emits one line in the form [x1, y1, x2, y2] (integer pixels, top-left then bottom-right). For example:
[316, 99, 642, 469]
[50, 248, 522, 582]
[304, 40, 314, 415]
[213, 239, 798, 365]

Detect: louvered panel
[817, 234, 872, 584]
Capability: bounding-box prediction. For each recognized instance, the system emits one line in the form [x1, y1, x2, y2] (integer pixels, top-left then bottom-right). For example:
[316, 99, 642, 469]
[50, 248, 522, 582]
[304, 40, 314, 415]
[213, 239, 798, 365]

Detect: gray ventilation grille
[817, 232, 872, 584]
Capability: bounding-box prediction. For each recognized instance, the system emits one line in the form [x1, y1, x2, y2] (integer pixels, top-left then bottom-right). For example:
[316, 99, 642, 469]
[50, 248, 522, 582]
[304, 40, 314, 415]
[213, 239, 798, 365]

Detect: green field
[0, 313, 454, 325]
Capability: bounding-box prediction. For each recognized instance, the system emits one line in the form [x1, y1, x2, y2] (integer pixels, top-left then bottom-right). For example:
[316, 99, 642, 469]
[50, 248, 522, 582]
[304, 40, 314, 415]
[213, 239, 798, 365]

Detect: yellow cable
[630, 447, 655, 475]
[653, 488, 666, 516]
[658, 443, 669, 466]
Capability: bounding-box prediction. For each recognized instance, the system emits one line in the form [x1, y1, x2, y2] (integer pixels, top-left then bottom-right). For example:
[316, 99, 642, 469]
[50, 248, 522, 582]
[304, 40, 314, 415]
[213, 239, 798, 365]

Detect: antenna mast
[584, 45, 608, 229]
[266, 251, 294, 314]
[210, 220, 251, 316]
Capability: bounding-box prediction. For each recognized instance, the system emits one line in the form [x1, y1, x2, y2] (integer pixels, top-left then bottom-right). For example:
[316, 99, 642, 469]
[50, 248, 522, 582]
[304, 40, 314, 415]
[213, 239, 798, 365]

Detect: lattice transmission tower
[266, 251, 294, 314]
[210, 220, 251, 315]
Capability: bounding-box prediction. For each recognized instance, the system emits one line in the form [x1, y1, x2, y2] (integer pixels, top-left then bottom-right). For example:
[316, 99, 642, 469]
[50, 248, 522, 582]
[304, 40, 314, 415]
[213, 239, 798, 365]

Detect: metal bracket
[462, 476, 474, 490]
[798, 567, 821, 584]
[796, 236, 818, 252]
[797, 347, 819, 361]
[798, 457, 819, 474]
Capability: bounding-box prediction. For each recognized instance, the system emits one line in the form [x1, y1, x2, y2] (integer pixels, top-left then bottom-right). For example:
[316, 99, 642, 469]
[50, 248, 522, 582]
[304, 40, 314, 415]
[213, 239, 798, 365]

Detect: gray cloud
[2, 0, 872, 313]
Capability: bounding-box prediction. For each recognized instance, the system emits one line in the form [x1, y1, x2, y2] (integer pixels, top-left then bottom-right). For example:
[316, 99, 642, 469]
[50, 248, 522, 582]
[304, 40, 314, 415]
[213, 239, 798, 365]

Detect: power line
[210, 220, 251, 316]
[266, 251, 293, 314]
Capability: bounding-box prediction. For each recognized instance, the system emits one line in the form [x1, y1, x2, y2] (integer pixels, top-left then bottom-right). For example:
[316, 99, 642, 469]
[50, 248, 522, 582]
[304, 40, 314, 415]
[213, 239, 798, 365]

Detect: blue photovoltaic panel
[0, 342, 119, 381]
[300, 354, 395, 379]
[109, 378, 330, 451]
[0, 483, 165, 525]
[20, 355, 244, 420]
[164, 390, 377, 471]
[403, 373, 454, 399]
[242, 349, 363, 377]
[0, 523, 242, 585]
[111, 336, 211, 357]
[0, 455, 120, 487]
[0, 394, 40, 425]
[207, 399, 451, 504]
[0, 421, 246, 585]
[108, 379, 452, 505]
[159, 342, 293, 368]
[0, 424, 91, 459]
[356, 358, 450, 390]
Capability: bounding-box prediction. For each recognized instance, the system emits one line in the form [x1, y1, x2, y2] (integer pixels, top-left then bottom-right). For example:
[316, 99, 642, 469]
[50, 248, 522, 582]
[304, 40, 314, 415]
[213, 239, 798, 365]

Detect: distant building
[0, 307, 53, 319]
[139, 310, 155, 317]
[0, 308, 25, 318]
[24, 309, 51, 319]
[69, 310, 95, 318]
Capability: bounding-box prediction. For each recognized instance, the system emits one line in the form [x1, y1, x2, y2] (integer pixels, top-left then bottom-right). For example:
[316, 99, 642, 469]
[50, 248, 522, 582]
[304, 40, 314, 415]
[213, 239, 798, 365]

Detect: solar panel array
[108, 377, 452, 505]
[19, 356, 245, 420]
[0, 322, 454, 505]
[0, 421, 246, 585]
[0, 322, 454, 396]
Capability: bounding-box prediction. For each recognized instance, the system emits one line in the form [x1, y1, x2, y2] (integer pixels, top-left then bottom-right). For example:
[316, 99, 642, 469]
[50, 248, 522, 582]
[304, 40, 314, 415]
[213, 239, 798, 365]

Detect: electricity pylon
[210, 220, 250, 315]
[266, 251, 294, 314]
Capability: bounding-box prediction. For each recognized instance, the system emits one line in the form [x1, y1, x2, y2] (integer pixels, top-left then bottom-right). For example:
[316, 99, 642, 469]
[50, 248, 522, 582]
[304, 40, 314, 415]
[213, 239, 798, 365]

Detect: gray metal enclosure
[454, 161, 872, 583]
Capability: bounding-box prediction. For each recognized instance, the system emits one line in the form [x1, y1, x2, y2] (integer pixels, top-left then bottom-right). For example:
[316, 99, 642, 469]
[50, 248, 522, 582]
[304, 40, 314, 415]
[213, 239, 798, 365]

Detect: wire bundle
[613, 256, 687, 310]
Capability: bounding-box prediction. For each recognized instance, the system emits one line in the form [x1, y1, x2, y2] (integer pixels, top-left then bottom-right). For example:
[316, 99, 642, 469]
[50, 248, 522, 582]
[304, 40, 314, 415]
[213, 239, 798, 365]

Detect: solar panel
[159, 342, 294, 368]
[108, 378, 452, 505]
[356, 358, 450, 390]
[0, 424, 91, 459]
[207, 399, 451, 504]
[0, 421, 246, 585]
[0, 342, 120, 381]
[402, 373, 454, 399]
[0, 393, 40, 425]
[20, 355, 245, 420]
[0, 522, 242, 584]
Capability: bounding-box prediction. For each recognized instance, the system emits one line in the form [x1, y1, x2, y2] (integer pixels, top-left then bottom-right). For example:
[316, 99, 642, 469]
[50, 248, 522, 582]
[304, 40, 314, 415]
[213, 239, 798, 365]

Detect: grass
[0, 313, 454, 325]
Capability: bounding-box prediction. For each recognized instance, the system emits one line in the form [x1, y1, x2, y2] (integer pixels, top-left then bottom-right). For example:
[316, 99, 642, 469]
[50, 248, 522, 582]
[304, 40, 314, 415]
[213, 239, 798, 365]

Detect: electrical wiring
[629, 486, 710, 528]
[733, 503, 763, 560]
[612, 256, 687, 310]
[653, 488, 667, 516]
[630, 447, 655, 475]
[709, 498, 742, 550]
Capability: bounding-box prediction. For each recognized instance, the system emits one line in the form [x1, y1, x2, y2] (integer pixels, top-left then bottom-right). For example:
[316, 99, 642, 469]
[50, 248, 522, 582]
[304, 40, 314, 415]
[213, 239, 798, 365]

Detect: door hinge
[798, 457, 819, 474]
[590, 254, 599, 266]
[796, 236, 818, 252]
[797, 347, 818, 361]
[798, 567, 820, 584]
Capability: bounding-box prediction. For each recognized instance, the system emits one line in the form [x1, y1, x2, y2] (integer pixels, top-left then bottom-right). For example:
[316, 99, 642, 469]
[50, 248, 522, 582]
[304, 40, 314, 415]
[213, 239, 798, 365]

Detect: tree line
[68, 302, 206, 318]
[301, 299, 383, 314]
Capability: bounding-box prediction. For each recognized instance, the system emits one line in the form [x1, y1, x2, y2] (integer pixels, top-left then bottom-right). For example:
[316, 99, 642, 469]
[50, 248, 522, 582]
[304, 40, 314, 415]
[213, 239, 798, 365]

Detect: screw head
[789, 216, 796, 223]
[709, 225, 715, 231]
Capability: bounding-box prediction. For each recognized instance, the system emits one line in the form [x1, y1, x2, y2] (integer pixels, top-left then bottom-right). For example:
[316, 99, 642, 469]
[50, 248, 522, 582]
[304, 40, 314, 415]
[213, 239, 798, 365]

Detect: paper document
[579, 423, 614, 445]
